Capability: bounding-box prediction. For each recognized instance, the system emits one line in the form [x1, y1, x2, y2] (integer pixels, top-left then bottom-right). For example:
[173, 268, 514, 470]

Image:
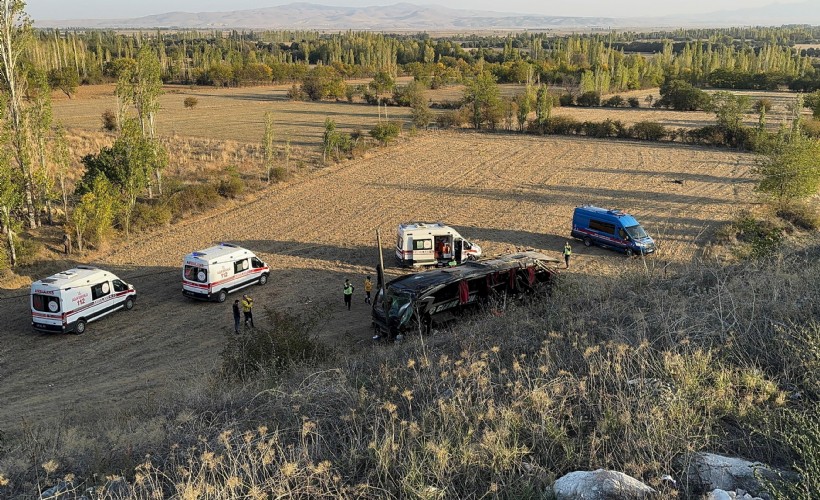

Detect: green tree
[657, 79, 711, 111]
[0, 128, 20, 266]
[47, 66, 79, 98]
[370, 121, 401, 144]
[0, 0, 37, 228]
[302, 66, 346, 101]
[535, 84, 552, 125]
[463, 71, 502, 130]
[263, 111, 276, 183]
[755, 134, 820, 205]
[369, 70, 395, 95]
[72, 175, 117, 251]
[514, 88, 534, 132]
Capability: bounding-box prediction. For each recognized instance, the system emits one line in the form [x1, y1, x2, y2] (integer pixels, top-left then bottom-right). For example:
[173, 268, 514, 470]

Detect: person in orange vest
[364, 276, 373, 304]
[343, 279, 354, 310]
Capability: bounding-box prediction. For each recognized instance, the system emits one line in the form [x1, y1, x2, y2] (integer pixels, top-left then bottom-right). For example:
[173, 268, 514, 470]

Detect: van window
[618, 228, 628, 240]
[113, 279, 128, 292]
[234, 259, 249, 273]
[33, 294, 60, 313]
[91, 282, 111, 300]
[184, 265, 207, 283]
[589, 219, 616, 235]
[251, 257, 265, 269]
[412, 239, 432, 250]
[397, 236, 403, 250]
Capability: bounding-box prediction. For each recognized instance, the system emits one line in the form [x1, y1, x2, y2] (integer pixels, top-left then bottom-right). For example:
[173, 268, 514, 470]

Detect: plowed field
[0, 132, 756, 424]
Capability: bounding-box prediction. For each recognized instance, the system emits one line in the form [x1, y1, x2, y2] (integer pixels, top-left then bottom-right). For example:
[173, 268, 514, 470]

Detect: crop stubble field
[0, 88, 758, 425]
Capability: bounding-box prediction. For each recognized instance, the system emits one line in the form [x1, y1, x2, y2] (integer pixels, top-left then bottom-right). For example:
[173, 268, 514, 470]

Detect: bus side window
[92, 282, 111, 300]
[234, 259, 249, 273]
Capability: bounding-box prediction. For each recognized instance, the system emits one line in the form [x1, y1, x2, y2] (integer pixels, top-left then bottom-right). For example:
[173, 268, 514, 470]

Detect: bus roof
[32, 266, 110, 291]
[185, 243, 253, 263]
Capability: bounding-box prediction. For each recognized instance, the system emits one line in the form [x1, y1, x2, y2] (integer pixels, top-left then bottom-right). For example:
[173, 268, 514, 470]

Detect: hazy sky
[25, 0, 806, 20]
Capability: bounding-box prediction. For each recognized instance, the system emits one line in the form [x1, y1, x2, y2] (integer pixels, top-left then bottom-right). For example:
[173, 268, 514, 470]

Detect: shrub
[436, 109, 463, 129]
[217, 176, 244, 198]
[11, 235, 41, 266]
[101, 109, 117, 132]
[131, 202, 172, 232]
[286, 83, 305, 101]
[167, 183, 220, 218]
[776, 202, 820, 231]
[559, 93, 575, 106]
[183, 96, 198, 109]
[369, 121, 401, 144]
[603, 95, 625, 107]
[657, 79, 711, 111]
[686, 126, 726, 146]
[628, 97, 640, 108]
[543, 115, 581, 135]
[581, 119, 618, 138]
[220, 312, 330, 381]
[803, 119, 820, 139]
[729, 211, 784, 258]
[630, 121, 667, 141]
[576, 91, 601, 107]
[270, 166, 290, 182]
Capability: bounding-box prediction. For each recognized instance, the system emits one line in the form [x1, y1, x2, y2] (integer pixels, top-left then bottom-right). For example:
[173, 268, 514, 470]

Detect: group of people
[231, 243, 574, 332]
[343, 276, 372, 310]
[231, 294, 255, 334]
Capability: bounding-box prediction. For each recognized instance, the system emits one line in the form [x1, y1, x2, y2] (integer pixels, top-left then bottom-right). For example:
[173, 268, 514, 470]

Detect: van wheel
[124, 297, 134, 311]
[217, 290, 227, 303]
[583, 237, 592, 247]
[259, 274, 268, 285]
[625, 248, 634, 257]
[74, 319, 87, 335]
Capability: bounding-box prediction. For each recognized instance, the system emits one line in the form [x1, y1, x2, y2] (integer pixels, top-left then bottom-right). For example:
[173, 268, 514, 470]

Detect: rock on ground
[553, 469, 656, 499]
[682, 452, 787, 498]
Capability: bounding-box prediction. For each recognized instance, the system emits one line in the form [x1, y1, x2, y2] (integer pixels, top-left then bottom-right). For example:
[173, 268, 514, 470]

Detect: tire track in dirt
[0, 132, 757, 424]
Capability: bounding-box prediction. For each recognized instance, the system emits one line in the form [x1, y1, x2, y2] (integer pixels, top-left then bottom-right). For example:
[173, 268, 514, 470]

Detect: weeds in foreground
[1, 247, 819, 498]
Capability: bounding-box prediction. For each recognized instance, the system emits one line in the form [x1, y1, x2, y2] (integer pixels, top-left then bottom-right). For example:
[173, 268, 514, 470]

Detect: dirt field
[0, 130, 758, 425]
[53, 84, 410, 157]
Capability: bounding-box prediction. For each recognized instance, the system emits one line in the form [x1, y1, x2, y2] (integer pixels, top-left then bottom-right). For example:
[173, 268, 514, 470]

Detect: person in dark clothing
[232, 300, 241, 334]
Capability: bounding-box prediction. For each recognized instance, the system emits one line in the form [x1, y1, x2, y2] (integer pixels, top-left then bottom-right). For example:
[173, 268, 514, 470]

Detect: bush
[603, 95, 625, 107]
[369, 121, 401, 144]
[167, 183, 220, 218]
[686, 126, 726, 146]
[576, 91, 601, 107]
[221, 312, 330, 381]
[776, 202, 820, 231]
[11, 235, 41, 266]
[101, 109, 117, 132]
[628, 97, 640, 108]
[217, 176, 244, 198]
[183, 96, 198, 109]
[286, 83, 305, 101]
[131, 202, 172, 232]
[581, 119, 618, 138]
[542, 115, 581, 135]
[729, 211, 784, 258]
[657, 79, 711, 111]
[803, 119, 820, 139]
[270, 166, 290, 182]
[436, 109, 463, 129]
[559, 93, 575, 106]
[630, 121, 668, 141]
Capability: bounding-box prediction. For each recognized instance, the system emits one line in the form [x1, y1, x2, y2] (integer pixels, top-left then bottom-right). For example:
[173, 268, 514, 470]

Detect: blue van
[571, 206, 656, 256]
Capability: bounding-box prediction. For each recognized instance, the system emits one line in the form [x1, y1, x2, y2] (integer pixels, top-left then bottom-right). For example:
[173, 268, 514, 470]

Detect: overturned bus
[372, 251, 560, 339]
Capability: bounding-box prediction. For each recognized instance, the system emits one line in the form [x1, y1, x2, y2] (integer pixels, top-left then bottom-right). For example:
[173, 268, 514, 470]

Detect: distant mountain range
[33, 1, 820, 30]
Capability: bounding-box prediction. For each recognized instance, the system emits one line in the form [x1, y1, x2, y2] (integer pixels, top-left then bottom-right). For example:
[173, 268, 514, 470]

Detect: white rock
[553, 469, 656, 500]
[683, 452, 785, 498]
[707, 489, 733, 500]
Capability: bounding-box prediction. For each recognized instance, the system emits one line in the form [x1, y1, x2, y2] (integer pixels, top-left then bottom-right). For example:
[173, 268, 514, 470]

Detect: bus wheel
[124, 297, 134, 311]
[217, 290, 227, 303]
[75, 319, 87, 335]
[259, 274, 268, 285]
[583, 237, 592, 247]
[625, 248, 634, 257]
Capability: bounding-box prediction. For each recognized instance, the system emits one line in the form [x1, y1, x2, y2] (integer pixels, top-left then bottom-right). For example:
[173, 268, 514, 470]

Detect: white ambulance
[182, 243, 270, 302]
[395, 222, 482, 267]
[30, 266, 137, 334]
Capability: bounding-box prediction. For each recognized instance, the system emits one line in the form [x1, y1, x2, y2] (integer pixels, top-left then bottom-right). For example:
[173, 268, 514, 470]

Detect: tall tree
[263, 111, 275, 183]
[0, 0, 37, 228]
[463, 71, 502, 131]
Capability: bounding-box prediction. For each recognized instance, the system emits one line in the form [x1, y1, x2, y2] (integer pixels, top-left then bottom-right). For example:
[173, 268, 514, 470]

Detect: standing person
[364, 276, 372, 304]
[232, 300, 241, 334]
[563, 242, 572, 269]
[63, 233, 72, 255]
[343, 279, 354, 310]
[242, 294, 255, 328]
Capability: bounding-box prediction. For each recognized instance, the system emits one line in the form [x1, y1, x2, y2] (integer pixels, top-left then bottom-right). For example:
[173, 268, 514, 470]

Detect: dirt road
[0, 132, 755, 425]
